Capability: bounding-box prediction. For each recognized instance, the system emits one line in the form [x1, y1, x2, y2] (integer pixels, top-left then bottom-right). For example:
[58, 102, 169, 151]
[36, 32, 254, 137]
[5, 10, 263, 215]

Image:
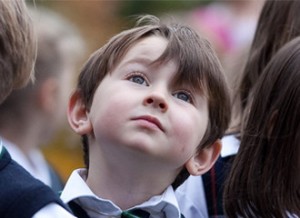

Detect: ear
[67, 90, 92, 135]
[185, 139, 222, 176]
[37, 78, 58, 113]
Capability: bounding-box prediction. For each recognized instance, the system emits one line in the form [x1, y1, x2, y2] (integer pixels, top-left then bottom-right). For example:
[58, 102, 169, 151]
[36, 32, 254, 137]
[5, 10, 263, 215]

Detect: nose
[143, 92, 168, 112]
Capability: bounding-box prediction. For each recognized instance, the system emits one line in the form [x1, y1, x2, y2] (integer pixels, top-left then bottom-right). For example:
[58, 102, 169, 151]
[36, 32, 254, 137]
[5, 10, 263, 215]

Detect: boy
[0, 1, 75, 217]
[61, 15, 231, 217]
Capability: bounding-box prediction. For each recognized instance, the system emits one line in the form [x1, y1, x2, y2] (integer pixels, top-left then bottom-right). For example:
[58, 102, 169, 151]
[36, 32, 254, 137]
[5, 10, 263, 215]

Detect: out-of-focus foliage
[119, 0, 211, 17]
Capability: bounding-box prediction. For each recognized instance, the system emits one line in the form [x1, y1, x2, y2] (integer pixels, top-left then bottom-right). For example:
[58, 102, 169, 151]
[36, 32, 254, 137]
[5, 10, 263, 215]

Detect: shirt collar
[0, 139, 3, 154]
[220, 134, 240, 157]
[61, 169, 182, 218]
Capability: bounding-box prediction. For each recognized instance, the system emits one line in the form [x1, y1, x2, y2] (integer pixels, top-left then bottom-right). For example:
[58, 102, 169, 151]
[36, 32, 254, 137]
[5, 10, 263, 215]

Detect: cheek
[170, 109, 208, 155]
[89, 87, 134, 135]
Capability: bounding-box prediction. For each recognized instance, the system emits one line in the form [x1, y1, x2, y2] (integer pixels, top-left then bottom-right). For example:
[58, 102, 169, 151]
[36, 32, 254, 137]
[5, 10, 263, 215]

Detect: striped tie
[68, 200, 150, 218]
[121, 209, 150, 218]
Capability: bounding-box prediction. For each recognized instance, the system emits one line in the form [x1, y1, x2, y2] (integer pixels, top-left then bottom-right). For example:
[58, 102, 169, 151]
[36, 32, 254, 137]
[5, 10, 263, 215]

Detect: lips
[132, 115, 164, 132]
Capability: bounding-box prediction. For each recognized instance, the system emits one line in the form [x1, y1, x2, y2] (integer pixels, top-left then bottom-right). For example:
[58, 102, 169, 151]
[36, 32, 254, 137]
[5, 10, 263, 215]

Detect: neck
[86, 144, 178, 210]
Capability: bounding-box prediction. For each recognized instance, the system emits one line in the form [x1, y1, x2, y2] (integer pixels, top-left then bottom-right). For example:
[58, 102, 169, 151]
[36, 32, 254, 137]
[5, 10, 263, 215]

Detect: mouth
[132, 115, 164, 132]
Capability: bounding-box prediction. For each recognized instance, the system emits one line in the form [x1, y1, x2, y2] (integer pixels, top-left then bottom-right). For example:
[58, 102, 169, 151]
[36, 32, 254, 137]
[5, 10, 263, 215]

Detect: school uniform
[61, 168, 183, 218]
[0, 141, 75, 218]
[2, 137, 64, 192]
[175, 134, 240, 218]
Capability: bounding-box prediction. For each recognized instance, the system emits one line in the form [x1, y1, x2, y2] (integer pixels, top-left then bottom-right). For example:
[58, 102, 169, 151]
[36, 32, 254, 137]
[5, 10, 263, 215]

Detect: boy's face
[77, 36, 209, 171]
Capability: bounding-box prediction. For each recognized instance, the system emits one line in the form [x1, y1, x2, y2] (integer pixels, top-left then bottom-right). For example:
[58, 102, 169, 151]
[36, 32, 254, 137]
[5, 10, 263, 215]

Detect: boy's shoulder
[0, 147, 67, 217]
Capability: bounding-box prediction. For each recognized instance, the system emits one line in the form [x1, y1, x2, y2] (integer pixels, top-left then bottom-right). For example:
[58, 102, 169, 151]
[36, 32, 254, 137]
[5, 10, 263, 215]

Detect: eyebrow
[118, 55, 169, 73]
[124, 56, 158, 65]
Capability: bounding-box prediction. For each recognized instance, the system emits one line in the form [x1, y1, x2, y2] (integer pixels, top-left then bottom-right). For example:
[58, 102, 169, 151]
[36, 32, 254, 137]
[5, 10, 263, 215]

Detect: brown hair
[238, 0, 300, 117]
[0, 0, 36, 103]
[224, 37, 300, 218]
[76, 15, 231, 188]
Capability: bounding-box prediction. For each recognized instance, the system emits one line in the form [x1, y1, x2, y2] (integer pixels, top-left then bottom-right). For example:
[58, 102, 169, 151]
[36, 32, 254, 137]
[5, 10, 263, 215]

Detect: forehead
[117, 36, 169, 68]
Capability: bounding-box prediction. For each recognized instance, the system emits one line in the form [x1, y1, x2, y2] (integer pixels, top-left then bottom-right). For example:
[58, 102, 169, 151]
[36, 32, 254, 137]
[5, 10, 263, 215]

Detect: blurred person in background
[0, 1, 74, 217]
[223, 1, 300, 216]
[0, 6, 85, 192]
[224, 35, 300, 218]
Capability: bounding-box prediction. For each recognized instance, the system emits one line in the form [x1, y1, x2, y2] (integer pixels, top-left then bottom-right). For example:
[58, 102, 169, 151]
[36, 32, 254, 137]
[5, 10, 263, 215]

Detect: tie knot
[121, 209, 150, 218]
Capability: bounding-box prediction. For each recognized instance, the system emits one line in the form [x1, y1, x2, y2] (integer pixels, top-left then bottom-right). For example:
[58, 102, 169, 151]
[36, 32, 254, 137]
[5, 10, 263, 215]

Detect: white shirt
[219, 134, 239, 158]
[175, 134, 240, 218]
[0, 140, 3, 154]
[61, 169, 182, 218]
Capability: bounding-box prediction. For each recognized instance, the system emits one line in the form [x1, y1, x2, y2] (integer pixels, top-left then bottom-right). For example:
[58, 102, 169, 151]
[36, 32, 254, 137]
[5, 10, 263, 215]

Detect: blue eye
[128, 75, 148, 86]
[173, 91, 193, 103]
